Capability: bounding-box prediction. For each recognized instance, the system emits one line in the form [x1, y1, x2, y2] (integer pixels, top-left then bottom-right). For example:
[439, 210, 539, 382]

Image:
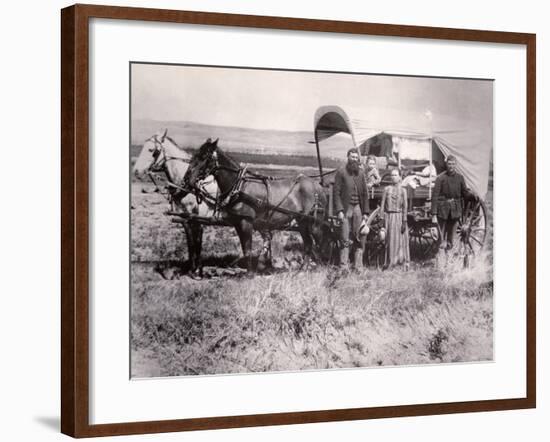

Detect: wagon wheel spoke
[467, 202, 481, 214]
[470, 235, 483, 247]
[409, 224, 439, 260]
[470, 215, 483, 225]
[420, 237, 432, 258]
[471, 228, 486, 238]
[428, 235, 438, 251]
[469, 201, 481, 213]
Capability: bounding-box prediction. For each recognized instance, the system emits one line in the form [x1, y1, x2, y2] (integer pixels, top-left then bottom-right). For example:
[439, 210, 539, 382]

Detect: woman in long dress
[380, 168, 410, 269]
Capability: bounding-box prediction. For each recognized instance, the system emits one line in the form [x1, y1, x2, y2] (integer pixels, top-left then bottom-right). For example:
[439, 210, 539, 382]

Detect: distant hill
[131, 119, 351, 158]
[131, 120, 492, 190]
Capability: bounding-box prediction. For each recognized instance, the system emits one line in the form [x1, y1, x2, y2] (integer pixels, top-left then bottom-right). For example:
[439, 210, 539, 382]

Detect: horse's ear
[160, 128, 168, 142]
[205, 138, 218, 153]
[210, 138, 219, 153]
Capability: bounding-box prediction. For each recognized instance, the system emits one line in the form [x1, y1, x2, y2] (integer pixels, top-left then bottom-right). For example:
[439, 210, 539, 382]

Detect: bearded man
[333, 148, 370, 269]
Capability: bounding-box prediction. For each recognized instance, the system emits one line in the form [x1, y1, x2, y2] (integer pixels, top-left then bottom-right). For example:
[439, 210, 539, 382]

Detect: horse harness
[146, 137, 201, 205]
[191, 155, 324, 227]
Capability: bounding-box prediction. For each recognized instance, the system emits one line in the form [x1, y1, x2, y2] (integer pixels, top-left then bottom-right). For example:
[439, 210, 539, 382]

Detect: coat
[431, 171, 471, 220]
[333, 165, 370, 216]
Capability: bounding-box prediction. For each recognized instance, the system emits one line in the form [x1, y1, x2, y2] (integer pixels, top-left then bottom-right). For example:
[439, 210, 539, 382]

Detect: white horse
[133, 128, 219, 274]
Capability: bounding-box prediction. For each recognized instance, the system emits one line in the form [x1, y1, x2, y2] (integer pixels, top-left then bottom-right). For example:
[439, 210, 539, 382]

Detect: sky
[131, 62, 493, 134]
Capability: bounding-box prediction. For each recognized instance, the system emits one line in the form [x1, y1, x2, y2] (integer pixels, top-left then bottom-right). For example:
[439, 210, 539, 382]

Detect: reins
[149, 137, 191, 171]
[193, 149, 320, 227]
[146, 137, 216, 207]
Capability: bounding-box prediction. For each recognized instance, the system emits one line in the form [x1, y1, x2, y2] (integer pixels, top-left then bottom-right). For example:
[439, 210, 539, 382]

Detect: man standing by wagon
[431, 155, 473, 251]
[334, 148, 370, 270]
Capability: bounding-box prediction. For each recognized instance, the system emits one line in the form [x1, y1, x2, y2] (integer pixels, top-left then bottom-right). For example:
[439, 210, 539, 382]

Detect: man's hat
[446, 155, 457, 163]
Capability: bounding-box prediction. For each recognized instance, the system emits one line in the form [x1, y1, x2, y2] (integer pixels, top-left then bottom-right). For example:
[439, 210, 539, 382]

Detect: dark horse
[183, 138, 328, 270]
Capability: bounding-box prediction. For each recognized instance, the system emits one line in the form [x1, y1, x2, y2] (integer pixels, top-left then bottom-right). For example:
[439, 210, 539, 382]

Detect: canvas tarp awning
[314, 105, 492, 197]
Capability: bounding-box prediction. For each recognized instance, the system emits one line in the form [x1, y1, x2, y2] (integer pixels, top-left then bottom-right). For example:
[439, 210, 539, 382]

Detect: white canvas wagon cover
[314, 105, 492, 197]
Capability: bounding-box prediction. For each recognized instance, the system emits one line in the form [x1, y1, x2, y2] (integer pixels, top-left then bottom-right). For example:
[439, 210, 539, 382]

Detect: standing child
[380, 168, 410, 270]
[364, 155, 381, 198]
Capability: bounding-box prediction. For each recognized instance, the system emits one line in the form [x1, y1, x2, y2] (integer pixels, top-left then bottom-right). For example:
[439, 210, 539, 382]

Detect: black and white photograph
[130, 62, 493, 378]
[1, 0, 544, 439]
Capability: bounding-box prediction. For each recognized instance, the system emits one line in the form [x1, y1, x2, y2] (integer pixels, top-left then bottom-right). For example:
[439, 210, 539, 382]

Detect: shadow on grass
[132, 253, 310, 279]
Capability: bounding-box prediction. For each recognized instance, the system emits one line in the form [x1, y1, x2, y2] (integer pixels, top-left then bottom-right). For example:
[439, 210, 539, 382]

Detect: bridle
[185, 148, 249, 210]
[144, 136, 194, 201]
[146, 136, 190, 173]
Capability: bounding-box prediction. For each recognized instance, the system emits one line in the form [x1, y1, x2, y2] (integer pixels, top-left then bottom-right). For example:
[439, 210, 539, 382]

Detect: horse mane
[164, 135, 185, 150]
[162, 135, 193, 161]
[196, 139, 239, 170]
[215, 146, 240, 170]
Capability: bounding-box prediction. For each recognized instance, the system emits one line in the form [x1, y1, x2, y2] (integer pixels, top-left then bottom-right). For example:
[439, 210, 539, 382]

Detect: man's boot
[339, 244, 350, 270]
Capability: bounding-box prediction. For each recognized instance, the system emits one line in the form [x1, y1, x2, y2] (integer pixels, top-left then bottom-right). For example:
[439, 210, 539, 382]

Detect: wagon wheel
[455, 196, 488, 257]
[408, 219, 441, 260]
[363, 207, 386, 267]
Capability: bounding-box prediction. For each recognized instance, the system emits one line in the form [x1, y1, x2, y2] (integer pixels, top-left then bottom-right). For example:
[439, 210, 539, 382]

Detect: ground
[130, 175, 494, 377]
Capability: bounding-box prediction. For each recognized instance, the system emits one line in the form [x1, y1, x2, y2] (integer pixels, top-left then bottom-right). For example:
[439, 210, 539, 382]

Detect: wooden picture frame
[61, 3, 536, 438]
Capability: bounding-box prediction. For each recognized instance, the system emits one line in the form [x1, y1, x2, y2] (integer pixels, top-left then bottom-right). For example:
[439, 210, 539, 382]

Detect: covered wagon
[313, 105, 492, 264]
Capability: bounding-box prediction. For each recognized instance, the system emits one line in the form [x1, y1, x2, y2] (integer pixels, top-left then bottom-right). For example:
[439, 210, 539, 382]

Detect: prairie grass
[130, 179, 494, 377]
[131, 255, 493, 377]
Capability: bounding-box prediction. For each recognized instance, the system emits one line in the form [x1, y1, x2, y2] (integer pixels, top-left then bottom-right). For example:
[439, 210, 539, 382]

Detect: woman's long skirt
[384, 212, 410, 267]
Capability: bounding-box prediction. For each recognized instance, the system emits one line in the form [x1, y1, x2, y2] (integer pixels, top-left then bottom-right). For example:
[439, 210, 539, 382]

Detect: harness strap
[188, 152, 331, 228]
[257, 175, 304, 225]
[163, 156, 191, 164]
[147, 172, 172, 203]
[216, 165, 248, 210]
